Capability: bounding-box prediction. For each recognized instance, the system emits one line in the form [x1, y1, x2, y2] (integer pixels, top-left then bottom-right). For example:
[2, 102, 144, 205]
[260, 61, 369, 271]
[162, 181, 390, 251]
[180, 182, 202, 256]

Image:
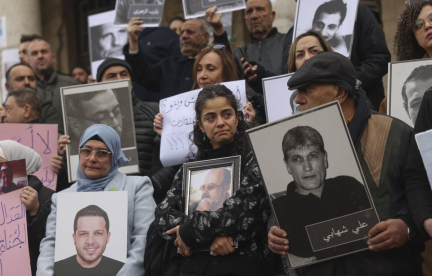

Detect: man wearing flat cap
[268, 52, 424, 275]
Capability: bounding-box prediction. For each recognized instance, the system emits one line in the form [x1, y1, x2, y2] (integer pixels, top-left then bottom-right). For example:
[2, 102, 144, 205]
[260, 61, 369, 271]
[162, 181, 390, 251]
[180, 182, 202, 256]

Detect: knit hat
[287, 52, 356, 96]
[96, 58, 134, 82]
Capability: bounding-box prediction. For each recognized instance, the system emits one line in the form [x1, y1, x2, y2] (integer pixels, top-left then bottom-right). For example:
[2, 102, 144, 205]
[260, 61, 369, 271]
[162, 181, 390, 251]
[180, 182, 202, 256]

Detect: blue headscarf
[76, 124, 129, 192]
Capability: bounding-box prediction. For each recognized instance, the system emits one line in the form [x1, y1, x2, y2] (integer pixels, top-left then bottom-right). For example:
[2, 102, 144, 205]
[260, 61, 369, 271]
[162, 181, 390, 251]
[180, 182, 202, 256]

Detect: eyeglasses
[199, 183, 228, 191]
[202, 44, 226, 51]
[413, 13, 432, 32]
[79, 147, 112, 161]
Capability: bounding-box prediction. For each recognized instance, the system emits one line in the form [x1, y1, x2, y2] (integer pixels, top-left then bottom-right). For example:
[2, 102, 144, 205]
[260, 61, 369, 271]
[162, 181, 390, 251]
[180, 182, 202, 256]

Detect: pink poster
[0, 189, 31, 276]
[0, 124, 58, 191]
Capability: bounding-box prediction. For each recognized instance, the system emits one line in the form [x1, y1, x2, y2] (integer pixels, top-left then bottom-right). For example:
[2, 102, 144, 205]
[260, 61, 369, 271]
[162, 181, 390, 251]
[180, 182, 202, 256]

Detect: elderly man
[235, 0, 285, 79]
[189, 168, 231, 213]
[2, 88, 44, 124]
[123, 10, 230, 100]
[27, 38, 78, 118]
[3, 63, 64, 132]
[54, 205, 124, 275]
[268, 52, 423, 275]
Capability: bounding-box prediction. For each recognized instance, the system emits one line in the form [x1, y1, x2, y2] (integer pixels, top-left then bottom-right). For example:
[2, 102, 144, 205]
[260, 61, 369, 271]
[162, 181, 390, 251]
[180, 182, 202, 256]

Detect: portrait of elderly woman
[63, 88, 135, 156]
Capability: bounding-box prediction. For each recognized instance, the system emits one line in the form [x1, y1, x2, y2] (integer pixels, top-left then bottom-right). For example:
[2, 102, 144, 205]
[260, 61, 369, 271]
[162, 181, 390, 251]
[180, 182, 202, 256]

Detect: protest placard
[55, 192, 127, 275]
[387, 58, 432, 127]
[160, 80, 246, 167]
[61, 80, 139, 183]
[114, 0, 165, 27]
[88, 10, 127, 78]
[415, 129, 432, 187]
[0, 159, 28, 194]
[293, 0, 359, 57]
[247, 102, 379, 268]
[183, 0, 245, 19]
[0, 189, 31, 276]
[0, 124, 58, 191]
[262, 73, 296, 123]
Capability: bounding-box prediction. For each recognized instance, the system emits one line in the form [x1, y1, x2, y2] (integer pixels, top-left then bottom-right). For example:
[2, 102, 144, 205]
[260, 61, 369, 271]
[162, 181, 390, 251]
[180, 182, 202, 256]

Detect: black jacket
[249, 6, 390, 110]
[123, 32, 231, 100]
[28, 175, 54, 276]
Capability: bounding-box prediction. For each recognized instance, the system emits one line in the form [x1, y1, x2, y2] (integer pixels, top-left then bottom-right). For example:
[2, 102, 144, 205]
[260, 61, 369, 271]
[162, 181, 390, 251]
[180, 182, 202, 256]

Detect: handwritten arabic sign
[0, 189, 31, 276]
[160, 80, 246, 167]
[0, 124, 58, 191]
[306, 210, 378, 251]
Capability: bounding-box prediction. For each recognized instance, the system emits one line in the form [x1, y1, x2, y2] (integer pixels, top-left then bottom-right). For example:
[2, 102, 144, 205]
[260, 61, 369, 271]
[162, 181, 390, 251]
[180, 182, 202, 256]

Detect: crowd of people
[1, 0, 432, 275]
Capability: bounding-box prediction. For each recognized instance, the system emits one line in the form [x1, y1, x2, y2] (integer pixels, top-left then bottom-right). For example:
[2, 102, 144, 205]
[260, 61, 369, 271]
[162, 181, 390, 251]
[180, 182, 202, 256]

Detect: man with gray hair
[123, 11, 230, 100]
[27, 38, 78, 120]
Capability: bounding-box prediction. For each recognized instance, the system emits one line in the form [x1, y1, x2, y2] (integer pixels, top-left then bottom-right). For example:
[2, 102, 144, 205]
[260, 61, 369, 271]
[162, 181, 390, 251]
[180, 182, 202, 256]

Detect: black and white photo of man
[90, 23, 128, 61]
[64, 88, 135, 155]
[54, 205, 124, 276]
[312, 0, 350, 56]
[271, 126, 371, 265]
[401, 65, 432, 125]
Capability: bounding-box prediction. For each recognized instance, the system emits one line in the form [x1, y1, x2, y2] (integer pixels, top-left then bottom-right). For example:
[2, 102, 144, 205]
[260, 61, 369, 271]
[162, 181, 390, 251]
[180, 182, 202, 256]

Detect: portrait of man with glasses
[63, 88, 135, 156]
[188, 167, 233, 214]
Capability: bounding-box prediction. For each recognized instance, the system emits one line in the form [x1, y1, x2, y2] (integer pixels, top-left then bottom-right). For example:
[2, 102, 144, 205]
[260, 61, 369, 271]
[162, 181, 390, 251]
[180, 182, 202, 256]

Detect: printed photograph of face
[294, 0, 358, 57]
[247, 103, 378, 268]
[0, 159, 27, 195]
[90, 23, 128, 61]
[402, 65, 432, 125]
[54, 192, 128, 275]
[188, 167, 233, 215]
[63, 87, 135, 155]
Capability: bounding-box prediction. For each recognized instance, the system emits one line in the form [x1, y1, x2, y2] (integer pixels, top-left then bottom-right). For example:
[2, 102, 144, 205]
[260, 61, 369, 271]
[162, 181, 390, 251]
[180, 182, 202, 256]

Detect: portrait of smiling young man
[54, 205, 124, 276]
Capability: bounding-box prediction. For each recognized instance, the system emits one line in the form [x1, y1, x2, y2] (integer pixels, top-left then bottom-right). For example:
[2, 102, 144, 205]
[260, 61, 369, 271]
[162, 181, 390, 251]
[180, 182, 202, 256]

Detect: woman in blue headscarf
[37, 124, 156, 276]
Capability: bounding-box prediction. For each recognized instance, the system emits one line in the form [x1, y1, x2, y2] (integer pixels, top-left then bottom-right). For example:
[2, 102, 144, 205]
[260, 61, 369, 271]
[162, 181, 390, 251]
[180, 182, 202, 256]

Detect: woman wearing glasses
[153, 45, 255, 136]
[37, 124, 156, 276]
[380, 1, 432, 113]
[154, 84, 270, 276]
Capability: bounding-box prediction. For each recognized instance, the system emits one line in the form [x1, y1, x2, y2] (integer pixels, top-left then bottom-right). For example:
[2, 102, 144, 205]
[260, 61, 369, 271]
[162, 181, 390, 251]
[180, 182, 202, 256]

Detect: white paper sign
[415, 129, 432, 187]
[263, 73, 297, 123]
[0, 16, 6, 49]
[183, 0, 246, 19]
[160, 80, 247, 167]
[1, 48, 19, 102]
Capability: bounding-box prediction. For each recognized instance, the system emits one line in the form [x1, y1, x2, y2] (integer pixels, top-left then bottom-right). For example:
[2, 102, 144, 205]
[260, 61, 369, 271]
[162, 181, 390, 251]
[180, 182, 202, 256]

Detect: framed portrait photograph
[0, 159, 27, 195]
[182, 0, 245, 19]
[387, 58, 432, 128]
[293, 0, 359, 58]
[247, 101, 380, 268]
[88, 10, 128, 78]
[113, 0, 165, 27]
[55, 191, 128, 275]
[182, 156, 241, 216]
[262, 73, 297, 123]
[60, 79, 139, 183]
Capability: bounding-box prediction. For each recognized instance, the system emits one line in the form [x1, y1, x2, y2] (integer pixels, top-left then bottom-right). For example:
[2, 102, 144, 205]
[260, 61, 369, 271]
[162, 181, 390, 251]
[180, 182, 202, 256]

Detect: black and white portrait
[114, 0, 165, 26]
[388, 59, 432, 127]
[247, 102, 379, 268]
[183, 0, 245, 19]
[61, 80, 139, 182]
[293, 0, 359, 57]
[55, 192, 128, 275]
[89, 23, 128, 61]
[183, 156, 240, 216]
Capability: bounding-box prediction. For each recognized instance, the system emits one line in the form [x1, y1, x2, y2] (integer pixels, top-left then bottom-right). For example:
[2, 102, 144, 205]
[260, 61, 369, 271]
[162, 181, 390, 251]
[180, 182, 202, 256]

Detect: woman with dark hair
[154, 45, 255, 135]
[244, 30, 333, 95]
[154, 84, 270, 276]
[380, 1, 432, 113]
